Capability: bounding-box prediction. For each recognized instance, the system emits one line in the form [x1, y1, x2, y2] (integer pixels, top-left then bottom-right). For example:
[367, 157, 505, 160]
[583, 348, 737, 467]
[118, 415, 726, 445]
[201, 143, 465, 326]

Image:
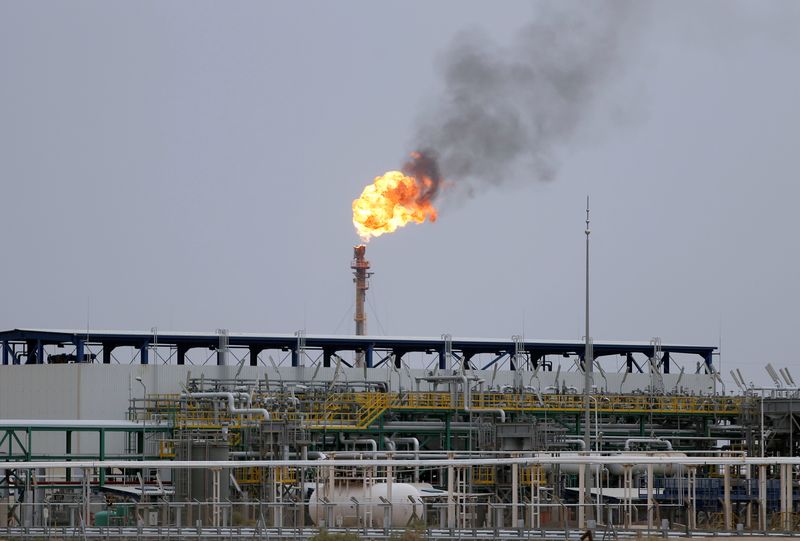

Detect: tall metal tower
[352, 245, 371, 367]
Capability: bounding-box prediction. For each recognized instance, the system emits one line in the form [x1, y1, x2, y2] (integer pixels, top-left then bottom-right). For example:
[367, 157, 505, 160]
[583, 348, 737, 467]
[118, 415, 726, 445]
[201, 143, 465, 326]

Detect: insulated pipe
[391, 437, 420, 456]
[389, 437, 420, 482]
[14, 455, 800, 470]
[258, 380, 388, 393]
[182, 392, 270, 420]
[339, 433, 377, 458]
[624, 438, 673, 451]
[380, 424, 477, 432]
[331, 452, 442, 459]
[561, 439, 587, 450]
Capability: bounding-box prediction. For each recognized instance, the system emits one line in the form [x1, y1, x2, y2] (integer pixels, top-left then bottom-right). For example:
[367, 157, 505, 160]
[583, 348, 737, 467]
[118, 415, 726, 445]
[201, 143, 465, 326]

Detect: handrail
[155, 391, 747, 431]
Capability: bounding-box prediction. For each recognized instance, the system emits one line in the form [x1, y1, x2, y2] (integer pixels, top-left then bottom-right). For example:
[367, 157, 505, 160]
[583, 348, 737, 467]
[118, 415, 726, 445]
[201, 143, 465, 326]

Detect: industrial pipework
[181, 392, 270, 421]
[416, 374, 506, 422]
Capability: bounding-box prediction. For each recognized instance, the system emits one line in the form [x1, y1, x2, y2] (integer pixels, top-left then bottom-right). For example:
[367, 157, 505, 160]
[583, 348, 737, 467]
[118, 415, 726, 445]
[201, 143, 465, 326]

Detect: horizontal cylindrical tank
[308, 482, 425, 528]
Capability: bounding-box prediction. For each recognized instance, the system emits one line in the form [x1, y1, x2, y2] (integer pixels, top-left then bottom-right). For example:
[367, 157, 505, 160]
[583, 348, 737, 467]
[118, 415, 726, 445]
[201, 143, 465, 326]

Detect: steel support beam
[75, 339, 84, 363]
[249, 346, 261, 367]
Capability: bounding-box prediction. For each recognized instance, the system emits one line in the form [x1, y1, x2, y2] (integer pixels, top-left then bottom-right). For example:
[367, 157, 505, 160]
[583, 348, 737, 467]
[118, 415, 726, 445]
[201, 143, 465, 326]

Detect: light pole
[583, 197, 594, 523]
[588, 395, 601, 522]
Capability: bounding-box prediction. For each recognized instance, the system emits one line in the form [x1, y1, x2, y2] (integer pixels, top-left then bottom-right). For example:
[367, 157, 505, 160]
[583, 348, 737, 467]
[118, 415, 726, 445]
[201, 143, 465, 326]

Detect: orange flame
[352, 170, 438, 241]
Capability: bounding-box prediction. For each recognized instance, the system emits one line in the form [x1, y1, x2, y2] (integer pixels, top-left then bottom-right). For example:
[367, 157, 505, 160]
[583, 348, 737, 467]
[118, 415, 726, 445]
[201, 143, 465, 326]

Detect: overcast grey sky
[1, 1, 799, 384]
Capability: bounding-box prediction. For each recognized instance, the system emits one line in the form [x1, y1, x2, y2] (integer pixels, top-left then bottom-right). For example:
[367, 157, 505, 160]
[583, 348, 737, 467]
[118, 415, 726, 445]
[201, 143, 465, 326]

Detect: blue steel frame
[0, 328, 716, 373]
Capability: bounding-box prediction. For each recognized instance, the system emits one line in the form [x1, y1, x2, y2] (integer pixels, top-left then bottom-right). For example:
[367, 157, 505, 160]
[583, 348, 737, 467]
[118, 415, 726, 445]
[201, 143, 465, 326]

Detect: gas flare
[351, 152, 441, 241]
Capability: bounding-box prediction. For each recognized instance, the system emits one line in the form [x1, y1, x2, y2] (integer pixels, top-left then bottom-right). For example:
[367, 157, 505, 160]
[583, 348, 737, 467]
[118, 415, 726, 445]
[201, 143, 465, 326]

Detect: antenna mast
[582, 197, 594, 524]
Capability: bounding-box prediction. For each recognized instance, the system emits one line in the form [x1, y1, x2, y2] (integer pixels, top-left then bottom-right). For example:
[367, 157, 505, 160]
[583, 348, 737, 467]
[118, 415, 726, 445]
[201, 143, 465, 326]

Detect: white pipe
[182, 392, 270, 420]
[13, 454, 800, 470]
[561, 439, 587, 450]
[229, 451, 260, 458]
[355, 439, 377, 457]
[339, 433, 377, 458]
[624, 438, 673, 451]
[392, 437, 420, 455]
[389, 437, 420, 482]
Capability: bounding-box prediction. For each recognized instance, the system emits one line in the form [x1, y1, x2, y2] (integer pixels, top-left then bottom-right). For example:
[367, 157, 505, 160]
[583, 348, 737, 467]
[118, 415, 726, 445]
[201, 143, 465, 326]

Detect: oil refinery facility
[2, 325, 799, 539]
[0, 251, 799, 539]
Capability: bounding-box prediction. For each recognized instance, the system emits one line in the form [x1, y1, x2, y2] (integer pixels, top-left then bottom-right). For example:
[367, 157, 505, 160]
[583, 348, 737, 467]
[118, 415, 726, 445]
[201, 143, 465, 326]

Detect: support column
[687, 467, 696, 531]
[512, 461, 519, 529]
[365, 344, 373, 368]
[65, 431, 72, 483]
[81, 468, 90, 528]
[578, 463, 586, 529]
[75, 339, 85, 363]
[211, 467, 221, 528]
[647, 463, 654, 531]
[325, 464, 334, 528]
[386, 462, 393, 505]
[99, 428, 106, 487]
[530, 469, 538, 528]
[759, 464, 767, 531]
[140, 342, 149, 365]
[745, 464, 752, 529]
[784, 463, 793, 531]
[781, 463, 788, 531]
[249, 346, 260, 367]
[723, 463, 732, 530]
[102, 344, 116, 364]
[447, 460, 455, 529]
[176, 345, 188, 365]
[393, 350, 404, 369]
[623, 465, 632, 529]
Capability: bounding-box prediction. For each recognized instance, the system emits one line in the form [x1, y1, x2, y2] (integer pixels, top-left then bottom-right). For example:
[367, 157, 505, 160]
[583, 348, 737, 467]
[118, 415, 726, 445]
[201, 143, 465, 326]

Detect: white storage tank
[308, 482, 425, 528]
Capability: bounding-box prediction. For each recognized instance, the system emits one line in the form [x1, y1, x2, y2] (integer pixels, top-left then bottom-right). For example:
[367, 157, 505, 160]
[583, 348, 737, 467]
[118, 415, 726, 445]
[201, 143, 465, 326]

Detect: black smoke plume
[411, 1, 644, 200]
[402, 150, 442, 204]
